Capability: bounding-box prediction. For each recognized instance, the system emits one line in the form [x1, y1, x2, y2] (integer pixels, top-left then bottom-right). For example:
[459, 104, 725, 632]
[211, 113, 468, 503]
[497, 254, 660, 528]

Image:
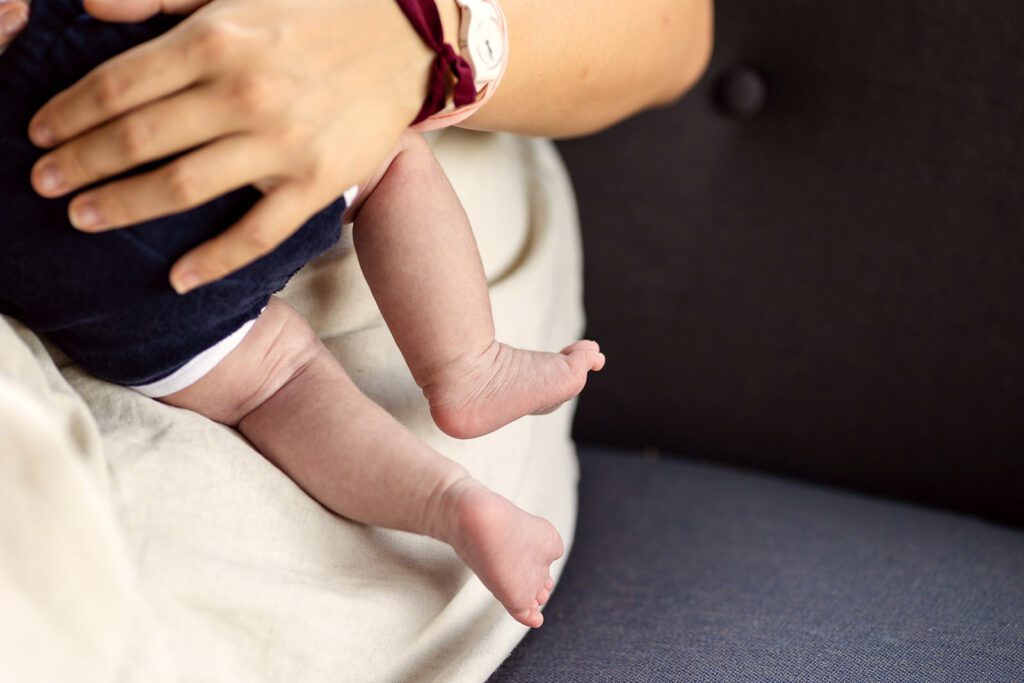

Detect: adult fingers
[67, 134, 279, 232]
[0, 2, 29, 44]
[82, 0, 163, 22]
[32, 84, 239, 198]
[169, 182, 330, 294]
[28, 25, 202, 148]
[84, 0, 212, 22]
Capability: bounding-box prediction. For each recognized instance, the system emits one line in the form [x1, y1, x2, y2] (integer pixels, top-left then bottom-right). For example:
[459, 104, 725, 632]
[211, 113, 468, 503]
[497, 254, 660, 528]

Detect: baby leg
[160, 297, 561, 628]
[351, 131, 605, 439]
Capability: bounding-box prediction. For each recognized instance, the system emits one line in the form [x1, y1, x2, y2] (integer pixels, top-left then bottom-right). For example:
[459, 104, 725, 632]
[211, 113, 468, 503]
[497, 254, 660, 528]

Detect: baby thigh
[159, 297, 323, 426]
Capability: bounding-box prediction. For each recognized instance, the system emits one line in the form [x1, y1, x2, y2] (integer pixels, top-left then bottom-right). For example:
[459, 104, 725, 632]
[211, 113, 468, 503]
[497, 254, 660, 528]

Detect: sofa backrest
[565, 0, 1024, 525]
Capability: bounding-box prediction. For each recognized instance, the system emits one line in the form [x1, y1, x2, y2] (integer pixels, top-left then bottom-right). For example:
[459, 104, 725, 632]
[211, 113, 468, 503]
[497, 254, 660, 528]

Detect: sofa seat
[492, 447, 1024, 682]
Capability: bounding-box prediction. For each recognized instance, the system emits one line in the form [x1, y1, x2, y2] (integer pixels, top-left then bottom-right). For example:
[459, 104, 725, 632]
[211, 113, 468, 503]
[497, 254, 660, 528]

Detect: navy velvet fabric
[0, 0, 346, 386]
[491, 447, 1024, 682]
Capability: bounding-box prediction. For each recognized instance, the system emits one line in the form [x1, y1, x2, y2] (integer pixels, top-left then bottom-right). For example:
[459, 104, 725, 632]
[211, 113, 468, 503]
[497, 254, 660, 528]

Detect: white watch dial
[475, 18, 504, 69]
[457, 0, 506, 91]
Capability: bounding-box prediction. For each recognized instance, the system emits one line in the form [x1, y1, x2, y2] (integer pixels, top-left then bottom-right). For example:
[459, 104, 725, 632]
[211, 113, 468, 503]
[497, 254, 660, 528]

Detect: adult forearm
[448, 0, 714, 138]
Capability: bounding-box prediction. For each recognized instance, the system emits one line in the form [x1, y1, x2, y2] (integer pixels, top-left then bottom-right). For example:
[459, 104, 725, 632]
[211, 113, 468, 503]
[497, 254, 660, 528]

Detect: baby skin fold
[162, 131, 604, 628]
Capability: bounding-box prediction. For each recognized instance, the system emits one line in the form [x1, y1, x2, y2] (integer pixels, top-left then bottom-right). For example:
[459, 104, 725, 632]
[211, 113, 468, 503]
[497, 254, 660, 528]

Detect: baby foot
[423, 340, 605, 439]
[439, 478, 563, 628]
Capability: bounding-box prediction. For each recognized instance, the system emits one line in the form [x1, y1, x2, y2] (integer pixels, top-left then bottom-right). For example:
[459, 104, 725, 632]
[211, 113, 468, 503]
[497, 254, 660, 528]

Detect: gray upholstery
[496, 1, 1024, 676]
[562, 0, 1024, 524]
[491, 447, 1024, 682]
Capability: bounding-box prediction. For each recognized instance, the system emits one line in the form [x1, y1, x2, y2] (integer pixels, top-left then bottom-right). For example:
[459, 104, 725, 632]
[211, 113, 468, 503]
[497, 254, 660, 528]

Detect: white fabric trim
[128, 319, 257, 398]
[343, 184, 359, 208]
[0, 132, 582, 683]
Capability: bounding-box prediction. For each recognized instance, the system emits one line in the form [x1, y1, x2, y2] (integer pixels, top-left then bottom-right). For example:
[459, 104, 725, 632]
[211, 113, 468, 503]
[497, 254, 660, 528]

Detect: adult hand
[0, 0, 29, 45]
[29, 0, 437, 293]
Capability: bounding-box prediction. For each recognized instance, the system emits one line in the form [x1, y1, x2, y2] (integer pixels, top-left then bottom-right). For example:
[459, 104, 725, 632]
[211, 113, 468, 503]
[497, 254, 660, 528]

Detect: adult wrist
[437, 0, 461, 54]
[395, 0, 480, 126]
[405, 0, 511, 132]
[396, 0, 462, 123]
[384, 0, 441, 125]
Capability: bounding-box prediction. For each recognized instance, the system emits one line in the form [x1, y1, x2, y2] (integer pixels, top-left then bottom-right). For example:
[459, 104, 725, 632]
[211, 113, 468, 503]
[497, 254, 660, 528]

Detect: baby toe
[514, 607, 543, 628]
[561, 339, 599, 355]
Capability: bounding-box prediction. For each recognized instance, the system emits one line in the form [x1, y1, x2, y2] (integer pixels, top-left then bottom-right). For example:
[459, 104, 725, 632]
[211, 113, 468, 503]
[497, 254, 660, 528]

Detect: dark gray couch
[492, 1, 1024, 679]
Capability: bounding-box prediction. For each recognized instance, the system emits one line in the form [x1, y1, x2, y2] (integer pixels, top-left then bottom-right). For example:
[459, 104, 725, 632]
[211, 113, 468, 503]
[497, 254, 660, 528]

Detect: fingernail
[171, 270, 203, 295]
[35, 162, 65, 194]
[0, 7, 27, 36]
[69, 198, 103, 231]
[29, 121, 55, 147]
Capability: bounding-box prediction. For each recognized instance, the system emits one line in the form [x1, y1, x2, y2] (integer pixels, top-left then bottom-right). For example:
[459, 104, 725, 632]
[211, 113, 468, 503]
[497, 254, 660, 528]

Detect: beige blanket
[0, 129, 584, 682]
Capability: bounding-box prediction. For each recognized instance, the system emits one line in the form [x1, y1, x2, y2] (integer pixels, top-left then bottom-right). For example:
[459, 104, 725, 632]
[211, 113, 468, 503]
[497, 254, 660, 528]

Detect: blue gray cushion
[564, 0, 1024, 525]
[491, 447, 1024, 682]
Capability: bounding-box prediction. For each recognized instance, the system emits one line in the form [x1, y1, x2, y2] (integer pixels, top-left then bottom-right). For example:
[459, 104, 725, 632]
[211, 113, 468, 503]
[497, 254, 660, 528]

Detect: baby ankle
[425, 474, 480, 546]
[417, 340, 503, 395]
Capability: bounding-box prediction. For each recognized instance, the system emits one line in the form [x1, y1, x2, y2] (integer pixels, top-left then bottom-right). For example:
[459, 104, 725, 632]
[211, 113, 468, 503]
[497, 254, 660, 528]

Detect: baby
[0, 1, 603, 628]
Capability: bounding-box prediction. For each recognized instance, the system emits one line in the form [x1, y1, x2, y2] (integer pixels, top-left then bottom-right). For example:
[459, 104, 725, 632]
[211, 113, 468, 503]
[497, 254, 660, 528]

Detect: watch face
[460, 0, 506, 90]
[475, 18, 504, 69]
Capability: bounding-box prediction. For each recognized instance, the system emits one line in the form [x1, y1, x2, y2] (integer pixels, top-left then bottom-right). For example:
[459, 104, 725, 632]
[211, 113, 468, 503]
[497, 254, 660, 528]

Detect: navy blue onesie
[0, 0, 347, 389]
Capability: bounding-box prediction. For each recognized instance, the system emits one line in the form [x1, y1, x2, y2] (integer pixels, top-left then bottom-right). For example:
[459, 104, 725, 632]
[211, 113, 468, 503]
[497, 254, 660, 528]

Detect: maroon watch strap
[395, 0, 477, 125]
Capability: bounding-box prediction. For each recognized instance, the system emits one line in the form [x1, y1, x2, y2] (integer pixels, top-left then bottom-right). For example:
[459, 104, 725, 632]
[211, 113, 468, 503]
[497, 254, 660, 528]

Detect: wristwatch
[410, 0, 508, 131]
[455, 0, 507, 94]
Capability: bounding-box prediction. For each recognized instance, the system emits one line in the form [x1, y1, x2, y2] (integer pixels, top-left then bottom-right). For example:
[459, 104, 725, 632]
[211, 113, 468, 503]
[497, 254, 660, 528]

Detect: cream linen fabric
[0, 130, 584, 682]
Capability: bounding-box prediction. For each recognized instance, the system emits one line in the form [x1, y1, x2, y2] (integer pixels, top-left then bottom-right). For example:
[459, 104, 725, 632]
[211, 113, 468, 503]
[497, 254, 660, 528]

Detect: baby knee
[160, 297, 324, 426]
